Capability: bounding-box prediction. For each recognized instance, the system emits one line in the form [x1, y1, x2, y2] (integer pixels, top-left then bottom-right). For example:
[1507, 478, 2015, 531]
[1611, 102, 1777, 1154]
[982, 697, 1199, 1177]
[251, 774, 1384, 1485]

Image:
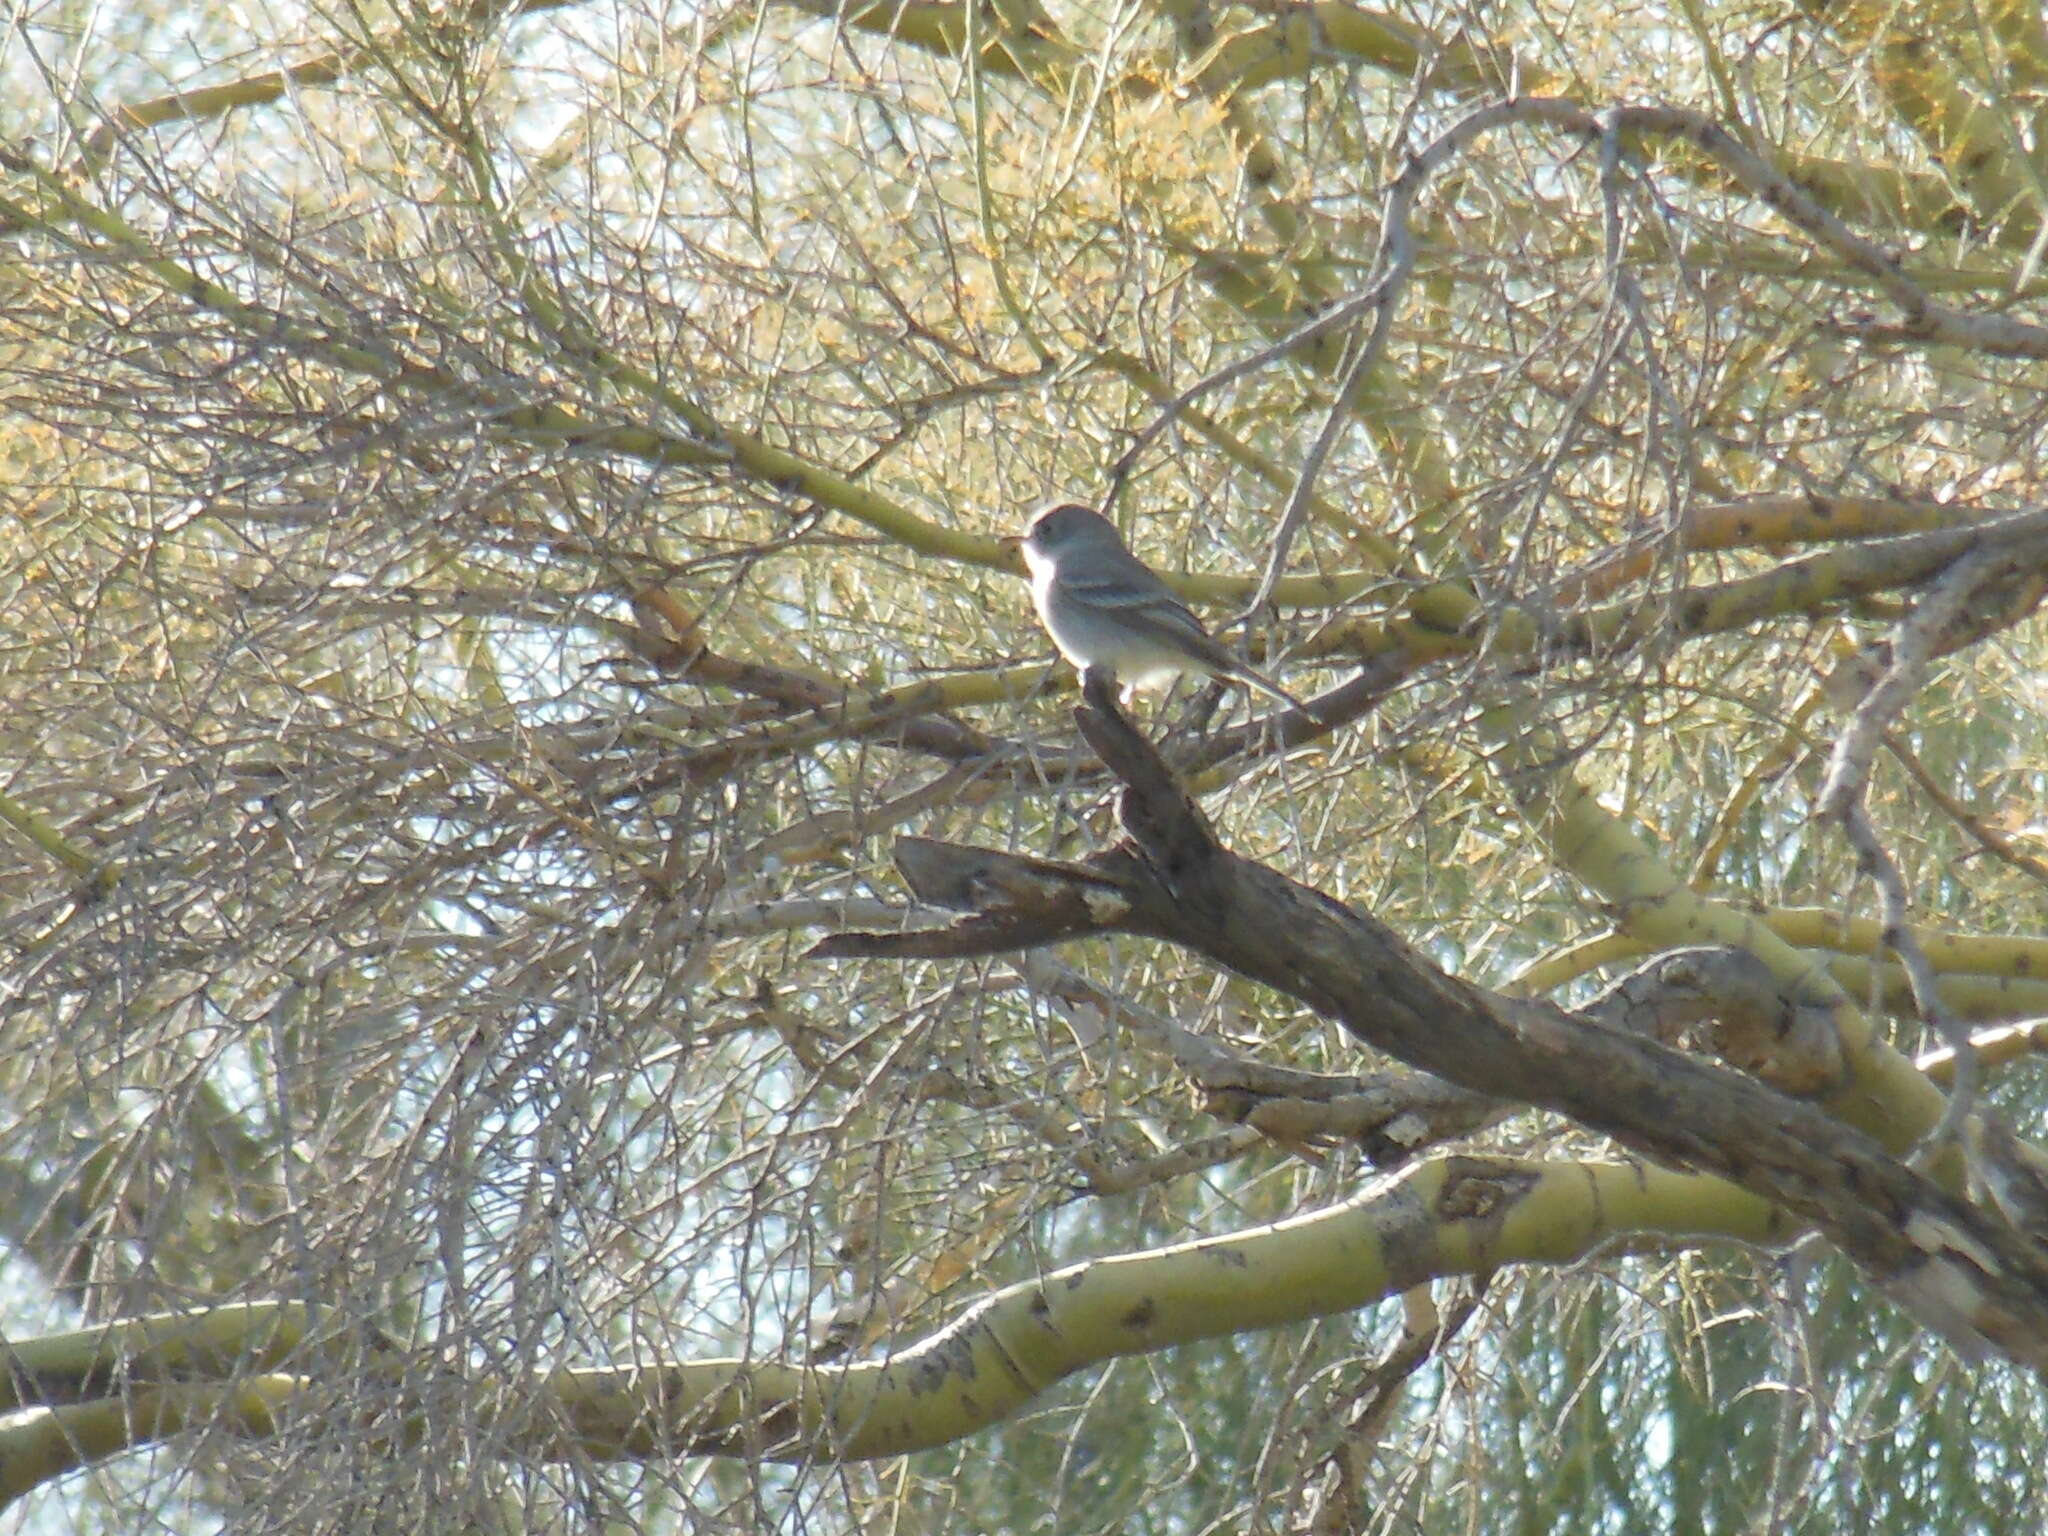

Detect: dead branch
[815, 692, 2048, 1370]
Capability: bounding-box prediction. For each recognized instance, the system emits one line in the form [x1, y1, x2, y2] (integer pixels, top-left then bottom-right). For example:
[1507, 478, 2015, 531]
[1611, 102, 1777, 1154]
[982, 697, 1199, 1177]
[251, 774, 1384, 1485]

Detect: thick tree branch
[818, 694, 2048, 1369]
[0, 1151, 1794, 1500]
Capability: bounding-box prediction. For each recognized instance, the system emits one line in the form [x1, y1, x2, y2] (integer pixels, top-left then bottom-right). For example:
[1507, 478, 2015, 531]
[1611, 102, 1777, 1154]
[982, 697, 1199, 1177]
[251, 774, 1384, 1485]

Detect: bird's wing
[1057, 557, 1210, 633]
[1121, 603, 1244, 672]
[1063, 562, 1316, 713]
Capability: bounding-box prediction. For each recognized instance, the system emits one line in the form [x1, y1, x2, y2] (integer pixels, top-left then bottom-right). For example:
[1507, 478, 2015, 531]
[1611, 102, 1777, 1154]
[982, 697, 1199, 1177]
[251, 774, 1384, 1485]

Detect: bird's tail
[1233, 662, 1322, 721]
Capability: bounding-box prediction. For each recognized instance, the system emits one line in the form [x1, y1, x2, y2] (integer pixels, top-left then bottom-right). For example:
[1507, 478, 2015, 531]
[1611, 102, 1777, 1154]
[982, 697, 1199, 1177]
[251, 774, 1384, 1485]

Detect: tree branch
[818, 692, 2048, 1370]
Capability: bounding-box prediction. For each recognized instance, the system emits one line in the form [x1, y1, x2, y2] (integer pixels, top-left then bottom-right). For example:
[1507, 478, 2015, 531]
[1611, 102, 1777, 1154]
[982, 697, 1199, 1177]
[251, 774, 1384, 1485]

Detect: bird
[1018, 502, 1315, 716]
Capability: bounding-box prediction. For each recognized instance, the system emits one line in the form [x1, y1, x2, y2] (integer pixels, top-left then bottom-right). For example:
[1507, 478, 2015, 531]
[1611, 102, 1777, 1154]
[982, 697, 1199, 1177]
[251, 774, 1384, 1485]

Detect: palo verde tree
[3, 0, 2048, 1531]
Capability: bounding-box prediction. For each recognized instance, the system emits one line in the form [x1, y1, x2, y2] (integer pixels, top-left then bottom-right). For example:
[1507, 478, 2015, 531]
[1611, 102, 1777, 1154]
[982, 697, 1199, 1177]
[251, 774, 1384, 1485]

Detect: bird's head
[1021, 502, 1121, 564]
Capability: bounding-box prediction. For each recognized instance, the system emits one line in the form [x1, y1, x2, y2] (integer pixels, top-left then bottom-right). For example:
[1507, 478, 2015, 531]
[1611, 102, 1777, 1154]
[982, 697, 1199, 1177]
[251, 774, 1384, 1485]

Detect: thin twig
[1104, 282, 1398, 496]
[1816, 548, 2007, 1161]
[1233, 156, 1418, 622]
[1110, 99, 1566, 504]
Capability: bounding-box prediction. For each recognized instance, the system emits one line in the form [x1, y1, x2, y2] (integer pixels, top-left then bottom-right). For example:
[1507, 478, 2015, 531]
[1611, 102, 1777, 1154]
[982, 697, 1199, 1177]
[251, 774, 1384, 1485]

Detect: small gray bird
[1020, 502, 1313, 715]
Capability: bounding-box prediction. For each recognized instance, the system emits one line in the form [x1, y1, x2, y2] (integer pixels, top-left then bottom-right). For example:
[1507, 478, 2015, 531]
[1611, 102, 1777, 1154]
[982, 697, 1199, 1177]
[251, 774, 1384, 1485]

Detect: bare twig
[1234, 139, 1420, 621]
[1816, 548, 2013, 1161]
[1303, 1281, 1487, 1535]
